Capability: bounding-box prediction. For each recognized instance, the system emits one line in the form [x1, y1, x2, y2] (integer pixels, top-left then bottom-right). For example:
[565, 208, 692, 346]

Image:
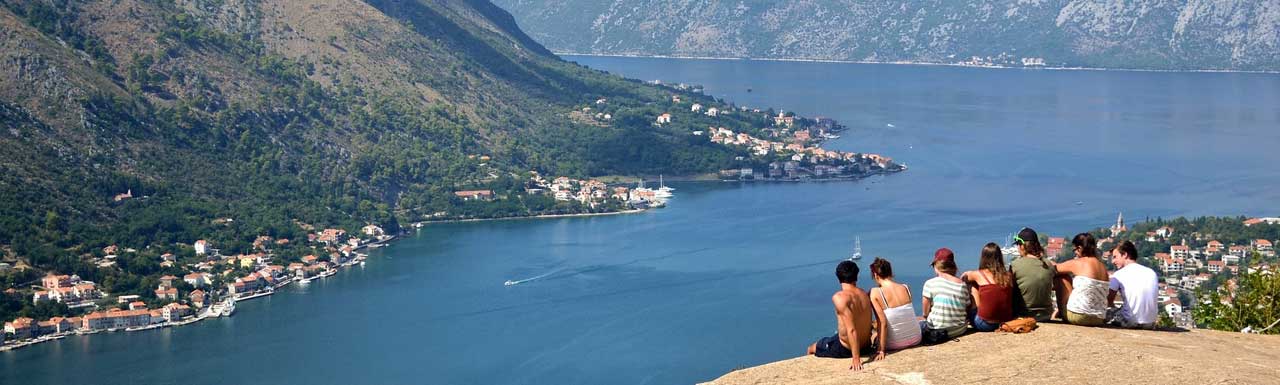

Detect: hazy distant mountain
[494, 0, 1280, 71]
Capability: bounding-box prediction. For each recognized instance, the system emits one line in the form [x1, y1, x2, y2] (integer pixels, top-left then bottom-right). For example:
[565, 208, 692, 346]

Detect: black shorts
[813, 334, 873, 358]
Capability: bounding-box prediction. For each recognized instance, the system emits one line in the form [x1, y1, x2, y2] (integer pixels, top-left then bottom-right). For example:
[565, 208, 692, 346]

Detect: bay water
[4, 57, 1279, 384]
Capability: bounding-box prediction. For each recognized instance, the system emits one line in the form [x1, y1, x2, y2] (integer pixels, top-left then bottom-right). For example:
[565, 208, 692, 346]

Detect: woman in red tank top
[962, 243, 1014, 332]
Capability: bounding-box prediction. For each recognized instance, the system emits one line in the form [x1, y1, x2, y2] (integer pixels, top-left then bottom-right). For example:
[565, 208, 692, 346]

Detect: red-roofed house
[1170, 245, 1190, 259]
[43, 273, 83, 289]
[1254, 239, 1274, 256]
[228, 274, 264, 296]
[129, 301, 147, 310]
[159, 275, 177, 289]
[189, 289, 206, 308]
[453, 190, 495, 201]
[155, 287, 178, 301]
[184, 272, 212, 287]
[1225, 246, 1246, 264]
[50, 317, 79, 333]
[4, 317, 35, 340]
[1046, 237, 1066, 258]
[1242, 217, 1280, 226]
[1207, 260, 1225, 273]
[162, 303, 192, 322]
[317, 229, 347, 244]
[1156, 253, 1182, 274]
[1207, 240, 1224, 254]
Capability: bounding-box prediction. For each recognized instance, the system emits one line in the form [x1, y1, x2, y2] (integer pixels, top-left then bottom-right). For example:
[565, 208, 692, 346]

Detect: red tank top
[977, 284, 1013, 323]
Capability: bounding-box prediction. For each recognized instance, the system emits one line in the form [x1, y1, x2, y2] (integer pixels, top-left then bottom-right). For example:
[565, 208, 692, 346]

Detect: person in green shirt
[1008, 227, 1055, 321]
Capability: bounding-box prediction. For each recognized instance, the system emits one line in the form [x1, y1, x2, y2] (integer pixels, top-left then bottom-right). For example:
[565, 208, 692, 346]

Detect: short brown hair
[1113, 240, 1139, 260]
[870, 257, 893, 279]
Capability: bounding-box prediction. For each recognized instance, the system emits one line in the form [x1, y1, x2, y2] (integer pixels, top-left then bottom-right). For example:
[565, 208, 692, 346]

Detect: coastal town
[436, 92, 905, 220]
[1087, 214, 1279, 329]
[628, 85, 902, 181]
[2, 224, 394, 351]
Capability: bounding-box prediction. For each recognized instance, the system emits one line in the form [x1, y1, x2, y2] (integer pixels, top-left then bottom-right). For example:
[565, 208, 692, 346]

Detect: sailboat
[654, 175, 674, 198]
[849, 237, 862, 261]
[1001, 233, 1021, 259]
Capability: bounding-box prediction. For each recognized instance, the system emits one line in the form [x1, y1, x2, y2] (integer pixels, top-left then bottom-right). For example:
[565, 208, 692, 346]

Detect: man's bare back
[833, 286, 874, 366]
[808, 260, 877, 371]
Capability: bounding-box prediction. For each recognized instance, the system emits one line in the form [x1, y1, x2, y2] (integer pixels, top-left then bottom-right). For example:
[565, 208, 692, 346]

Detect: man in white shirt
[1107, 240, 1159, 329]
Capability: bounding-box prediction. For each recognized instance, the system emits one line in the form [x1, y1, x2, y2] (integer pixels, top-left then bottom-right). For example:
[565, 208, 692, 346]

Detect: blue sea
[4, 57, 1279, 384]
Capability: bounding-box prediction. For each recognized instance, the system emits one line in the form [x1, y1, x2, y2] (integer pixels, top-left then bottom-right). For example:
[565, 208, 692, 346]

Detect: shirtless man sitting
[807, 260, 878, 371]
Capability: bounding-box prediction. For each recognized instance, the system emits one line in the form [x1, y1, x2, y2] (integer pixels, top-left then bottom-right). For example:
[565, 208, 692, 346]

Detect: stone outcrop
[704, 323, 1280, 385]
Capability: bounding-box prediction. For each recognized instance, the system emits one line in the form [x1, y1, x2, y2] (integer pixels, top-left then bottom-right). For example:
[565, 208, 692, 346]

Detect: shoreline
[557, 52, 1280, 75]
[419, 208, 649, 225]
[0, 247, 374, 353]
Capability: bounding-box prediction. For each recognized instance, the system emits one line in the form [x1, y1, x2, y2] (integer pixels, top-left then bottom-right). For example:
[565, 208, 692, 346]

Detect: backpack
[999, 317, 1038, 333]
[921, 326, 951, 345]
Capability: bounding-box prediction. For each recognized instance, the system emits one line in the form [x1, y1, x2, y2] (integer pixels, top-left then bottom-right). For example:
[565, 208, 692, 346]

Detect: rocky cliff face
[494, 0, 1280, 71]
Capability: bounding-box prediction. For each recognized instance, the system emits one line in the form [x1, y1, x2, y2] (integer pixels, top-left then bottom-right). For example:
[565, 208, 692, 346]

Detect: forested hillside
[0, 0, 789, 292]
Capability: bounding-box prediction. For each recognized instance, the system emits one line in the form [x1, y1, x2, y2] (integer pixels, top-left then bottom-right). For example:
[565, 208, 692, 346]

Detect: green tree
[1192, 270, 1280, 334]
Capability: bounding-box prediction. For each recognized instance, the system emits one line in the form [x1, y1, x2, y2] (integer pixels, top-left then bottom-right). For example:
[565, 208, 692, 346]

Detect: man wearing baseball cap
[920, 248, 971, 339]
[1009, 227, 1055, 321]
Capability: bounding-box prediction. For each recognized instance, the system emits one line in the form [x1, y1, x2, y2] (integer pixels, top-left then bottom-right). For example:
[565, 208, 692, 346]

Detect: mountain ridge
[494, 0, 1280, 72]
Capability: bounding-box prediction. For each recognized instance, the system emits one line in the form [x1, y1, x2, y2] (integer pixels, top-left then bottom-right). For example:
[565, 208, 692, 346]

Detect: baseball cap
[931, 248, 955, 266]
[1014, 227, 1038, 245]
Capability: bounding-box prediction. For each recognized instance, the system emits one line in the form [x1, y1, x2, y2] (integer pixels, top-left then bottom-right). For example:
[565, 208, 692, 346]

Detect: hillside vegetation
[0, 0, 810, 303]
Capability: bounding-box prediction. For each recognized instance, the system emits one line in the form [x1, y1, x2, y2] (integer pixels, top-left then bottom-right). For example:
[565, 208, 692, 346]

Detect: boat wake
[503, 247, 714, 287]
[503, 270, 558, 286]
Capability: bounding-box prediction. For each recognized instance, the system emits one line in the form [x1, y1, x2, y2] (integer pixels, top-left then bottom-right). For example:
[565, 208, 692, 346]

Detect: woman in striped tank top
[869, 257, 922, 356]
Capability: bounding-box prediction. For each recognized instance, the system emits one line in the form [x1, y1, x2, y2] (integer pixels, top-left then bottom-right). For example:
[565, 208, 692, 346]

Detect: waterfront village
[448, 93, 904, 215]
[1, 225, 394, 351]
[1083, 214, 1278, 329]
[633, 90, 902, 181]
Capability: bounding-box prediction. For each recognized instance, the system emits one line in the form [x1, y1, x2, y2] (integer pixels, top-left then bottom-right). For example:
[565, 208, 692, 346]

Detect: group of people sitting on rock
[807, 228, 1160, 371]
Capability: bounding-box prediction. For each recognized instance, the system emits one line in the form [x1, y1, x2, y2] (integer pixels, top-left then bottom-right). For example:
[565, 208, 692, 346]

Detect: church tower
[1110, 212, 1127, 236]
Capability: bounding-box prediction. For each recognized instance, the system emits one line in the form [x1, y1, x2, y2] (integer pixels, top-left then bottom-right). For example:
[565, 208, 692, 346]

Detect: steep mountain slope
[0, 0, 756, 265]
[494, 0, 1280, 71]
